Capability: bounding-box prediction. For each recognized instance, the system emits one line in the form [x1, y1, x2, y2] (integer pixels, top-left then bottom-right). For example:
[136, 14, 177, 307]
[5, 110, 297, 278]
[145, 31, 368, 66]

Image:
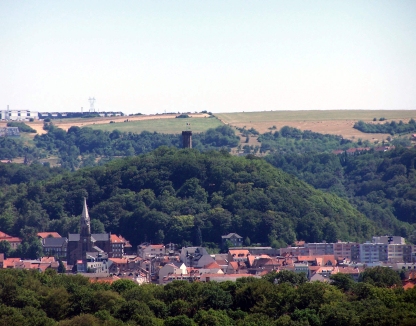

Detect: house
[222, 233, 243, 247]
[180, 247, 208, 267]
[199, 262, 224, 275]
[118, 235, 133, 255]
[41, 237, 68, 258]
[108, 258, 128, 274]
[138, 244, 165, 259]
[158, 263, 187, 284]
[111, 235, 124, 258]
[0, 231, 22, 250]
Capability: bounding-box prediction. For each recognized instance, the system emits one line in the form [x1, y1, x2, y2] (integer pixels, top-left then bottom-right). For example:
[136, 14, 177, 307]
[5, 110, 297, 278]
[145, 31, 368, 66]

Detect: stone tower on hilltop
[182, 131, 192, 148]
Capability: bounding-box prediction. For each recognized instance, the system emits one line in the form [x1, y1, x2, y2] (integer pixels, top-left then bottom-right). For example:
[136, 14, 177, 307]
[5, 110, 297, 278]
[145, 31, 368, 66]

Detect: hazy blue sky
[1, 1, 415, 115]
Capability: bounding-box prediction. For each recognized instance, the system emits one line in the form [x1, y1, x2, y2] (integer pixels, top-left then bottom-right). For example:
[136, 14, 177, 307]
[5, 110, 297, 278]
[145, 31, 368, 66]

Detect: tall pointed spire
[80, 197, 91, 236]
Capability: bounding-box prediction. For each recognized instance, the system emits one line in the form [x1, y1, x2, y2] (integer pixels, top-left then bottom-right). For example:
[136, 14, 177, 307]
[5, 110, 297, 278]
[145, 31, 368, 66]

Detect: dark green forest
[354, 119, 416, 135]
[265, 147, 416, 240]
[34, 124, 240, 170]
[0, 267, 415, 325]
[0, 124, 239, 169]
[257, 127, 359, 154]
[0, 148, 376, 252]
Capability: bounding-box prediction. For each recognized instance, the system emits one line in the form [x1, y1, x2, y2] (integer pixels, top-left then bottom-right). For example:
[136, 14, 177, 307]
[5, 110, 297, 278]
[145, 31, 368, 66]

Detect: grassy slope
[86, 117, 224, 134]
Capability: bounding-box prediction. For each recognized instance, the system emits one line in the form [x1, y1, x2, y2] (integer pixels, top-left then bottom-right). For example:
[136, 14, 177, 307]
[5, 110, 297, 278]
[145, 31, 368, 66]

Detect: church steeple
[80, 197, 91, 237]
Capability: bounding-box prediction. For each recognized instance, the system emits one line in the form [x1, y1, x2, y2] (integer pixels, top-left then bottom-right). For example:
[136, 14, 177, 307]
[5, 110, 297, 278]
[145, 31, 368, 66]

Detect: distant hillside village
[1, 199, 416, 288]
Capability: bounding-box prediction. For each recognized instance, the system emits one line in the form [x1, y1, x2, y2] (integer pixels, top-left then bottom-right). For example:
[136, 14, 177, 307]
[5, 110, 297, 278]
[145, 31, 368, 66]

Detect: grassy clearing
[86, 116, 224, 134]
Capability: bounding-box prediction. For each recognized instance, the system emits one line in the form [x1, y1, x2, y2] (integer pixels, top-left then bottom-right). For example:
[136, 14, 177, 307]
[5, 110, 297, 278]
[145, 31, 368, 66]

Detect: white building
[0, 106, 38, 121]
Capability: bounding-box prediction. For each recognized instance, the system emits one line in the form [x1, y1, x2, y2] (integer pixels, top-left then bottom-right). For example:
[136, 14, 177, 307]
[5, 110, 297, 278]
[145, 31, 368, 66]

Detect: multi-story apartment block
[359, 242, 388, 263]
[388, 244, 412, 263]
[305, 242, 334, 256]
[333, 242, 359, 260]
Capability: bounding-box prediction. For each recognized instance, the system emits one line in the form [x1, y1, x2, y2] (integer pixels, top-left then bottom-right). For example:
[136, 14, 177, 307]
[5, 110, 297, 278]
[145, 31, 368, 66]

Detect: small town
[1, 198, 415, 290]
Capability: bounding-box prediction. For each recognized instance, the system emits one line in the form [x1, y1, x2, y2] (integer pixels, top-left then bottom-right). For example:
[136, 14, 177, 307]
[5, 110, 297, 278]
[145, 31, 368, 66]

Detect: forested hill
[265, 147, 416, 240]
[0, 147, 378, 247]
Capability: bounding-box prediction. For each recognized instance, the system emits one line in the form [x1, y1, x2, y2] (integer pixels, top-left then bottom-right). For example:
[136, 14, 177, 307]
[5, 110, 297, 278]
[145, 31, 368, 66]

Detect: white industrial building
[0, 106, 38, 121]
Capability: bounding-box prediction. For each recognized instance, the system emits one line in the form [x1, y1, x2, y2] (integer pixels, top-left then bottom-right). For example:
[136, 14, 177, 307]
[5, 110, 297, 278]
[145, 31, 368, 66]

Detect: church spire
[80, 197, 91, 236]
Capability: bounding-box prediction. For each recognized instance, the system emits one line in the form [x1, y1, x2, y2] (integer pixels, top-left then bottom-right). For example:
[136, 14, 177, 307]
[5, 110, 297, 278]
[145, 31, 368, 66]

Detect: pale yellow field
[0, 113, 210, 135]
[216, 110, 416, 141]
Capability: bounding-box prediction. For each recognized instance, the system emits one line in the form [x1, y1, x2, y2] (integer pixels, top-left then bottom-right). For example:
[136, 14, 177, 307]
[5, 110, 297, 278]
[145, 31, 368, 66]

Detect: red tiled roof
[150, 245, 165, 249]
[204, 262, 221, 269]
[335, 266, 362, 274]
[109, 258, 128, 264]
[37, 232, 61, 238]
[0, 231, 11, 238]
[0, 237, 22, 242]
[111, 234, 122, 243]
[41, 257, 56, 263]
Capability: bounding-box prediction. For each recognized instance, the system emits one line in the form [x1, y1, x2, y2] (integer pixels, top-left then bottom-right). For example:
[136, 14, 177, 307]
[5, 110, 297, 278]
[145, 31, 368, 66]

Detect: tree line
[257, 126, 357, 154]
[0, 267, 414, 325]
[354, 119, 416, 135]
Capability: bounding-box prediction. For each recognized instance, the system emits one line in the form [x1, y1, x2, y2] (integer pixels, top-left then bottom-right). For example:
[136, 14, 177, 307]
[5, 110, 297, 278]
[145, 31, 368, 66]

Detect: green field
[216, 110, 416, 124]
[87, 117, 224, 134]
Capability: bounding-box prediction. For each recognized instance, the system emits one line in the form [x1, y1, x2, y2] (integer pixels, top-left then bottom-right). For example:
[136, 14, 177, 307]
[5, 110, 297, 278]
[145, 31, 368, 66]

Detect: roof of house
[40, 257, 56, 263]
[335, 266, 362, 274]
[228, 262, 239, 270]
[149, 244, 165, 249]
[229, 249, 250, 257]
[37, 232, 61, 238]
[0, 237, 22, 242]
[109, 258, 128, 264]
[204, 262, 222, 269]
[0, 231, 11, 238]
[42, 237, 67, 247]
[222, 233, 243, 239]
[91, 233, 110, 242]
[68, 234, 80, 242]
[111, 234, 122, 243]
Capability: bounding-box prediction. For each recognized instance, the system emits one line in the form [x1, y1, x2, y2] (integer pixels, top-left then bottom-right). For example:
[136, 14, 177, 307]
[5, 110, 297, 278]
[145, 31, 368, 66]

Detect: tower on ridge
[182, 131, 192, 148]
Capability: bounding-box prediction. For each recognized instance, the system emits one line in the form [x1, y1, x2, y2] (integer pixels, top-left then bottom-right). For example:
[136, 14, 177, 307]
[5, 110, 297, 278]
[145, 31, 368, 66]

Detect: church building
[67, 198, 112, 266]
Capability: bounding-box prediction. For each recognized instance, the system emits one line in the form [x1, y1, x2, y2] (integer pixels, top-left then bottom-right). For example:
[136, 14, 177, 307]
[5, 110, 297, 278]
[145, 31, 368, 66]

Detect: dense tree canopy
[265, 147, 416, 239]
[0, 268, 415, 325]
[0, 148, 377, 248]
[258, 126, 358, 154]
[32, 124, 240, 170]
[354, 119, 416, 135]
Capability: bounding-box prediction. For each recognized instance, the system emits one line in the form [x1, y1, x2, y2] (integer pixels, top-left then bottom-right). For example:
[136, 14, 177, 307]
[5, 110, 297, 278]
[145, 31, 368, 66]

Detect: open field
[87, 116, 223, 134]
[216, 110, 416, 141]
[0, 113, 211, 135]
